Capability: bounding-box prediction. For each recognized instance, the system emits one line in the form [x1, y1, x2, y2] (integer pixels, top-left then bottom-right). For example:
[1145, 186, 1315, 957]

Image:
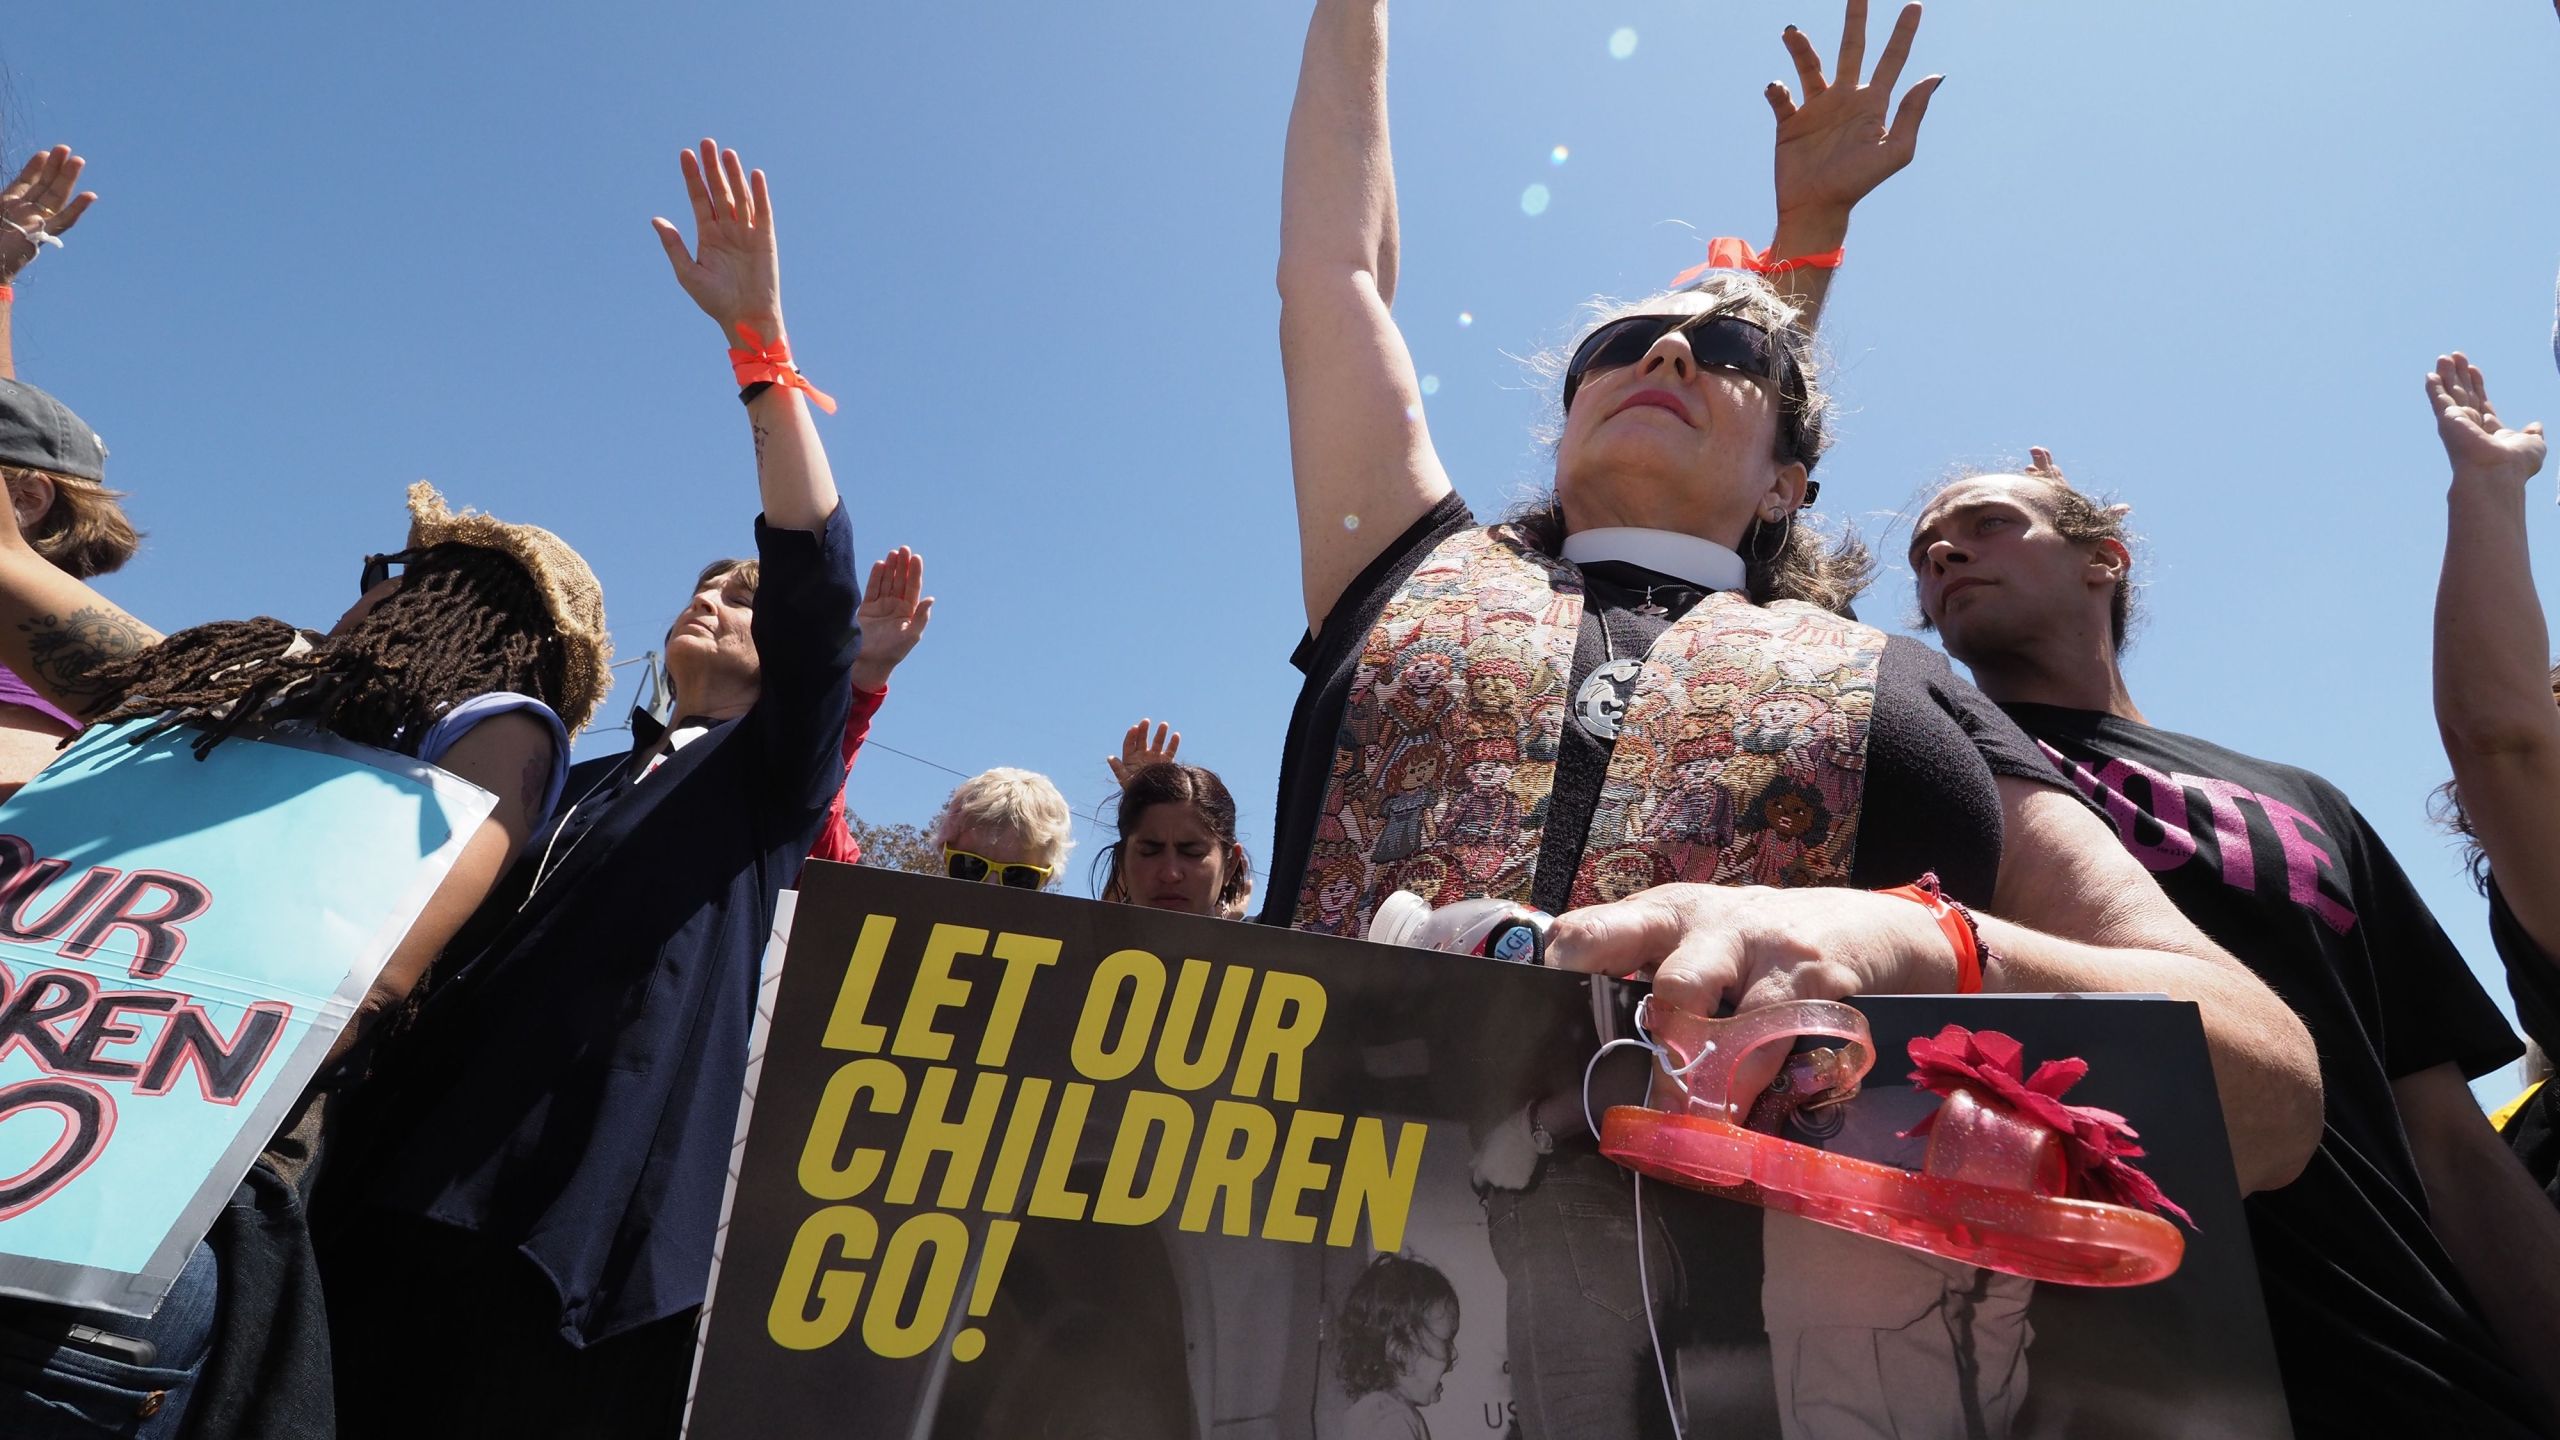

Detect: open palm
[848, 547, 933, 690]
[1767, 0, 1941, 224]
[2429, 353, 2547, 489]
[651, 139, 784, 338]
[0, 146, 96, 281]
[1109, 719, 1182, 785]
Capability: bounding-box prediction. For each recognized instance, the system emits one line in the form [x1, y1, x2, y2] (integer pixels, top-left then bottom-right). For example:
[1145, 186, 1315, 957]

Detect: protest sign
[0, 720, 495, 1316]
[688, 862, 2292, 1439]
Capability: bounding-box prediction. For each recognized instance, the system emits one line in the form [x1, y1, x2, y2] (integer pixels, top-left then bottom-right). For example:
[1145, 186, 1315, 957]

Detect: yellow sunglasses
[943, 846, 1052, 890]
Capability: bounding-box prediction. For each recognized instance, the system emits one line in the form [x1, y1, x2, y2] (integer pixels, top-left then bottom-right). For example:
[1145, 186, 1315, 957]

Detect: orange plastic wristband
[728, 324, 837, 415]
[1669, 238, 1847, 288]
[1878, 876, 1983, 994]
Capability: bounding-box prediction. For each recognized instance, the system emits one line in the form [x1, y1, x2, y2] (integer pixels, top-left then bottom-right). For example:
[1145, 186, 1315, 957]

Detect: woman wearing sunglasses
[1269, 1, 2322, 1433]
[935, 766, 1074, 891]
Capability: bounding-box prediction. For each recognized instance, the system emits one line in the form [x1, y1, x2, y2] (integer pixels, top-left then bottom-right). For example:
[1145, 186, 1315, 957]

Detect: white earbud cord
[1581, 1000, 1689, 1440]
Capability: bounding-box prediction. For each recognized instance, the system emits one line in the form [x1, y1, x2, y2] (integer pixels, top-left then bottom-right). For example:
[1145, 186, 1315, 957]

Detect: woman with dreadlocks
[0, 477, 609, 1440]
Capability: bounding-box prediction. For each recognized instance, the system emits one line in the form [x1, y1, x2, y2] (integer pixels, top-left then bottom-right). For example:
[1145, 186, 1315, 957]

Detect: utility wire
[863, 738, 1271, 885]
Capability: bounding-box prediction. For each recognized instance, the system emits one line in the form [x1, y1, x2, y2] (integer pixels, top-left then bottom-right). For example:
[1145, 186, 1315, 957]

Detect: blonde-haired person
[1271, 2, 2319, 1432]
[937, 765, 1074, 891]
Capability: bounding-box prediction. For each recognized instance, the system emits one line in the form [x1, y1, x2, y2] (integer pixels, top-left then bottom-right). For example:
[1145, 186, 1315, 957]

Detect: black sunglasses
[359, 548, 426, 595]
[1560, 311, 1819, 503]
[1561, 312, 1781, 414]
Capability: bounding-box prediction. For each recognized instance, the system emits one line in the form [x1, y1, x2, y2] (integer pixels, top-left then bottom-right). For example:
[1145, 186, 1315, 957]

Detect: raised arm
[2426, 354, 2560, 942]
[1759, 1, 1941, 328]
[1277, 0, 1452, 633]
[0, 145, 97, 382]
[652, 139, 839, 534]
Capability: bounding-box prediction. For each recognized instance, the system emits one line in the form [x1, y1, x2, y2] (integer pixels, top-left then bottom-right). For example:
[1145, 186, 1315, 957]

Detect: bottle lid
[1366, 889, 1433, 948]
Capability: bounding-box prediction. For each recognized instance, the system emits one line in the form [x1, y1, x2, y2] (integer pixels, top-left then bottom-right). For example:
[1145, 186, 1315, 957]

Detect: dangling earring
[1744, 508, 1795, 565]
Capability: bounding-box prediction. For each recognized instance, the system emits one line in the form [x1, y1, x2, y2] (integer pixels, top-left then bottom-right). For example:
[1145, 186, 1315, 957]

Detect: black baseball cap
[0, 379, 104, 481]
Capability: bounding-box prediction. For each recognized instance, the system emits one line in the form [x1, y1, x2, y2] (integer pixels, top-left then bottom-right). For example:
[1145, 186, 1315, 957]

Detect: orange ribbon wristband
[1670, 237, 1847, 289]
[1877, 872, 1985, 995]
[729, 324, 837, 415]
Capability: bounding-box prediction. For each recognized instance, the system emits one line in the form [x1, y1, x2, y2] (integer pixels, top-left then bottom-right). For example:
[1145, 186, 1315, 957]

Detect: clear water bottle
[1366, 891, 1553, 965]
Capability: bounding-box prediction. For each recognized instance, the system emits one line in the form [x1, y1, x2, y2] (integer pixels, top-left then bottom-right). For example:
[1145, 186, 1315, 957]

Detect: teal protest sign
[0, 720, 494, 1316]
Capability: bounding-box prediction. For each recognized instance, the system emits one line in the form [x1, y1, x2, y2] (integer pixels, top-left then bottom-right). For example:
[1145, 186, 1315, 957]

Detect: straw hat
[403, 481, 613, 733]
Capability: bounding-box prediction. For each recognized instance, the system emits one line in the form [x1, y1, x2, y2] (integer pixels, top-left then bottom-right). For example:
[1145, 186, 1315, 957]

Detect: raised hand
[651, 139, 785, 341]
[1768, 0, 1942, 229]
[2428, 353, 2548, 490]
[0, 146, 97, 283]
[847, 547, 933, 691]
[1109, 719, 1182, 786]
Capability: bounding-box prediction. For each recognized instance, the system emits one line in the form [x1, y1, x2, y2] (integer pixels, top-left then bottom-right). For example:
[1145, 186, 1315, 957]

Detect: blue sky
[7, 2, 2556, 1100]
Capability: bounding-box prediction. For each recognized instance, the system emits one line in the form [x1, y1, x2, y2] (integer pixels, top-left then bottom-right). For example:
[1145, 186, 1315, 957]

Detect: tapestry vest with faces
[1290, 524, 1886, 935]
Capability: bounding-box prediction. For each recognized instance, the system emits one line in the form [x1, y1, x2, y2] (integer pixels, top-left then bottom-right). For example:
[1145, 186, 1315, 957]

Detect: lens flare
[1344, 514, 1361, 532]
[1550, 145, 1570, 166]
[1404, 403, 1423, 422]
[1609, 27, 1638, 59]
[1457, 311, 1474, 328]
[1420, 375, 1441, 396]
[1521, 184, 1551, 217]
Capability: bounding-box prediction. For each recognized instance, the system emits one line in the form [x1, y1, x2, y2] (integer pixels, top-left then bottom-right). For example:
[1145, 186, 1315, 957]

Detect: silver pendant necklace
[1574, 608, 1641, 742]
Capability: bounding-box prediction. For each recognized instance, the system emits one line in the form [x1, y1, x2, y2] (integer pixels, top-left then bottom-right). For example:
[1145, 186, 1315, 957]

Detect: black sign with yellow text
[683, 863, 2291, 1440]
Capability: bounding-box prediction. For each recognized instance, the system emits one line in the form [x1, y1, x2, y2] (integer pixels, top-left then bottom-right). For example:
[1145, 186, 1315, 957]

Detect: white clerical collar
[1561, 528, 1746, 592]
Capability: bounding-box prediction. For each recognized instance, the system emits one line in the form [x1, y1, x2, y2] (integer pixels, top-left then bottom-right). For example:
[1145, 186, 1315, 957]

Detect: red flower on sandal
[1902, 1025, 2194, 1226]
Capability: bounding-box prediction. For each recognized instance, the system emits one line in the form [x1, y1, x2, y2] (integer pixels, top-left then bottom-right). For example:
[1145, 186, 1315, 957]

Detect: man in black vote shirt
[1911, 450, 2560, 1437]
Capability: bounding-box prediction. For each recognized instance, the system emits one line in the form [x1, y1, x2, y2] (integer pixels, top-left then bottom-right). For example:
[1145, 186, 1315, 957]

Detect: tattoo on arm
[19, 606, 153, 700]
[752, 419, 771, 468]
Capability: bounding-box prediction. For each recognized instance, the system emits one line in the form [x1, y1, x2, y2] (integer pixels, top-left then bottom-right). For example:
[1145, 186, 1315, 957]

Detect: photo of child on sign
[683, 863, 2293, 1440]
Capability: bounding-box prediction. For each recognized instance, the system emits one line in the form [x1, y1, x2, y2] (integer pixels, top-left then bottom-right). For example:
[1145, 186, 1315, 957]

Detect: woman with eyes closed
[1268, 0, 2322, 1431]
[1097, 759, 1253, 920]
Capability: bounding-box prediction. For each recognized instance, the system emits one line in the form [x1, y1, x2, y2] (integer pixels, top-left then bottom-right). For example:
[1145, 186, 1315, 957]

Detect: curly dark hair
[1334, 1253, 1457, 1400]
[82, 542, 569, 758]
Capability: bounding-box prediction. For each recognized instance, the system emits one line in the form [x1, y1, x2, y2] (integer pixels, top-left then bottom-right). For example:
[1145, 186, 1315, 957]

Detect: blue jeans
[1483, 1149, 1682, 1439]
[0, 1240, 220, 1439]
